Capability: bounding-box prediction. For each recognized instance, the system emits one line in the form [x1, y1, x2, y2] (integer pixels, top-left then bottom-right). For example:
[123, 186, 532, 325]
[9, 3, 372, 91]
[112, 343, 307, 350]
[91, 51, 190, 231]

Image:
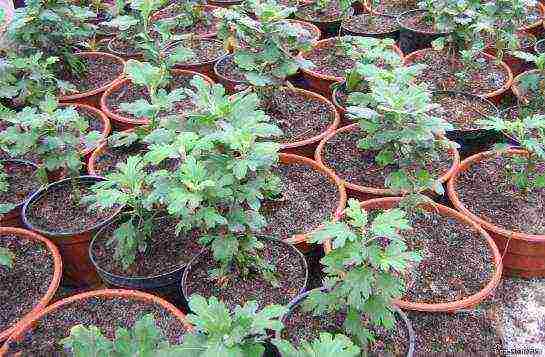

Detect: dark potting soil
[296, 1, 343, 23]
[0, 161, 41, 207]
[322, 128, 452, 189]
[401, 210, 495, 304]
[410, 50, 509, 96]
[152, 6, 218, 36]
[109, 36, 142, 57]
[431, 92, 497, 131]
[456, 154, 545, 235]
[370, 0, 418, 16]
[261, 163, 339, 240]
[91, 217, 203, 277]
[342, 13, 399, 34]
[0, 234, 54, 333]
[184, 239, 307, 309]
[60, 55, 123, 94]
[26, 181, 118, 234]
[106, 74, 199, 121]
[398, 10, 446, 33]
[4, 296, 186, 355]
[282, 304, 409, 356]
[168, 39, 226, 66]
[408, 309, 503, 354]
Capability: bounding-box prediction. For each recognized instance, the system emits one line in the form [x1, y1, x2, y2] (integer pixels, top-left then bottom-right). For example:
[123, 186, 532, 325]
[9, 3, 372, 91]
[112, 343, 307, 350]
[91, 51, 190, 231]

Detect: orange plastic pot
[404, 49, 513, 104]
[151, 4, 220, 38]
[484, 32, 536, 77]
[58, 103, 111, 163]
[86, 129, 133, 177]
[58, 52, 125, 108]
[323, 197, 503, 312]
[447, 149, 545, 278]
[0, 227, 62, 342]
[511, 69, 541, 103]
[0, 159, 41, 228]
[279, 153, 347, 252]
[22, 176, 122, 287]
[100, 70, 214, 131]
[0, 289, 193, 354]
[315, 123, 460, 202]
[298, 38, 404, 96]
[519, 2, 545, 37]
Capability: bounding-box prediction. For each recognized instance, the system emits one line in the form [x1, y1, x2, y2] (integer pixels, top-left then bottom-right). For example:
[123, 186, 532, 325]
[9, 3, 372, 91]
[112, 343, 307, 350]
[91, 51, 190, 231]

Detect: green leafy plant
[512, 51, 545, 106]
[479, 113, 545, 192]
[157, 0, 212, 35]
[273, 333, 361, 357]
[179, 294, 286, 356]
[0, 96, 101, 183]
[61, 313, 185, 356]
[6, 0, 95, 76]
[305, 199, 420, 351]
[0, 162, 17, 215]
[346, 64, 456, 199]
[0, 247, 14, 269]
[215, 2, 314, 87]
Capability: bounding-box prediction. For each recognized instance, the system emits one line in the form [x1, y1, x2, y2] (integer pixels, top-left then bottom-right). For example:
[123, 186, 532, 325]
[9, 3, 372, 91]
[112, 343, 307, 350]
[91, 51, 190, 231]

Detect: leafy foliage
[272, 333, 361, 357]
[306, 199, 420, 349]
[0, 162, 17, 215]
[61, 314, 185, 356]
[0, 247, 14, 269]
[215, 1, 314, 86]
[179, 294, 286, 357]
[512, 51, 545, 108]
[0, 96, 101, 181]
[479, 113, 545, 192]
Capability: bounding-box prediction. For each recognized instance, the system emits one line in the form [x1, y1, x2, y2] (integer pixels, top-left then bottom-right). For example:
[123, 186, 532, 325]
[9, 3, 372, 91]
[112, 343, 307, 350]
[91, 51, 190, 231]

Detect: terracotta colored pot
[0, 289, 192, 354]
[100, 69, 214, 131]
[0, 227, 62, 342]
[511, 69, 542, 103]
[279, 153, 347, 251]
[341, 13, 400, 40]
[447, 149, 545, 278]
[298, 38, 404, 96]
[22, 176, 122, 287]
[519, 2, 545, 37]
[168, 38, 228, 80]
[86, 129, 134, 177]
[484, 32, 537, 77]
[57, 103, 111, 162]
[315, 123, 460, 201]
[276, 287, 416, 357]
[0, 159, 41, 228]
[404, 49, 514, 104]
[213, 55, 248, 94]
[322, 197, 502, 312]
[58, 52, 125, 108]
[282, 19, 322, 43]
[151, 4, 220, 39]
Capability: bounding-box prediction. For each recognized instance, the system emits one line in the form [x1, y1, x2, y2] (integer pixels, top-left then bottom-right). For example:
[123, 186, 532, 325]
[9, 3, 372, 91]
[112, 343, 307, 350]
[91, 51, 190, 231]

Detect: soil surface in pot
[302, 38, 401, 78]
[456, 154, 545, 235]
[25, 180, 118, 234]
[342, 13, 399, 34]
[400, 210, 495, 304]
[168, 39, 226, 66]
[215, 55, 246, 82]
[0, 234, 54, 333]
[59, 55, 123, 94]
[0, 161, 41, 208]
[105, 73, 199, 121]
[152, 6, 218, 37]
[407, 309, 503, 354]
[322, 128, 452, 189]
[410, 50, 509, 96]
[369, 0, 418, 16]
[4, 296, 186, 355]
[261, 163, 339, 240]
[431, 92, 497, 131]
[296, 1, 342, 23]
[282, 304, 409, 356]
[184, 239, 307, 309]
[109, 36, 142, 57]
[398, 10, 446, 33]
[91, 217, 202, 277]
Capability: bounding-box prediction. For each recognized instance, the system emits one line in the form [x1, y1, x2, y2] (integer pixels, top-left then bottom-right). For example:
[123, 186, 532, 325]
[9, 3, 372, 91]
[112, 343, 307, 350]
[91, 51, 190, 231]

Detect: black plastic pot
[180, 236, 309, 311]
[341, 13, 400, 41]
[274, 287, 416, 357]
[397, 9, 449, 55]
[89, 215, 203, 308]
[22, 176, 121, 287]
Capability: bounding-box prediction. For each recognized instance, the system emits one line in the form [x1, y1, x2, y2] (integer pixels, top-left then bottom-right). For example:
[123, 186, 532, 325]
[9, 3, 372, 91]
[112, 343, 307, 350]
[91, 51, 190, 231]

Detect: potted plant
[0, 97, 119, 287]
[0, 289, 191, 354]
[316, 62, 459, 201]
[150, 0, 220, 39]
[364, 0, 418, 16]
[294, 0, 359, 36]
[214, 2, 340, 156]
[511, 51, 545, 106]
[403, 0, 513, 102]
[448, 113, 545, 278]
[5, 0, 125, 107]
[341, 12, 400, 40]
[0, 226, 62, 343]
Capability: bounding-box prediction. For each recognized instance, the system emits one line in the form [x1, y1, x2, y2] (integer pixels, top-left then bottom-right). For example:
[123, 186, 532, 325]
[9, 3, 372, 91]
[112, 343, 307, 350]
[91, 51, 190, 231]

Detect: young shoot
[273, 333, 361, 357]
[512, 51, 545, 106]
[305, 199, 421, 350]
[479, 113, 545, 192]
